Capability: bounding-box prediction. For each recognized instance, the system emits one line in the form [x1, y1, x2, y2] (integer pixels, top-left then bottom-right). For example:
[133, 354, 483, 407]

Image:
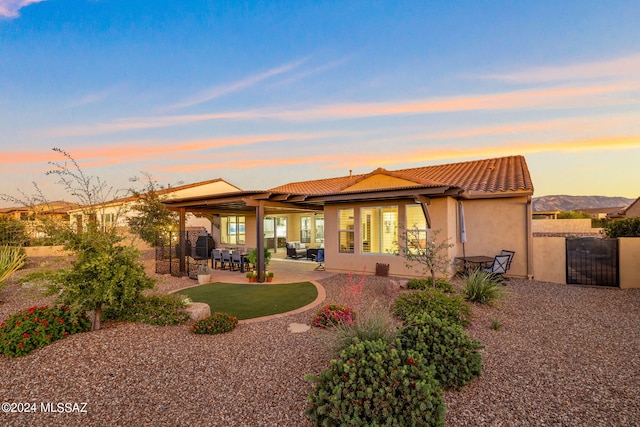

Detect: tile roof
[269, 155, 533, 196]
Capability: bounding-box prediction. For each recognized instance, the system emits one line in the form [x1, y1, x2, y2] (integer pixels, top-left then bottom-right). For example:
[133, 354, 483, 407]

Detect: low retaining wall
[24, 246, 69, 258]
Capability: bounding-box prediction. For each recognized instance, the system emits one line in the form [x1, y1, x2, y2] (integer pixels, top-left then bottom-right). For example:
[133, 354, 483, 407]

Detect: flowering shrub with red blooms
[0, 305, 91, 358]
[312, 303, 357, 329]
[190, 312, 238, 335]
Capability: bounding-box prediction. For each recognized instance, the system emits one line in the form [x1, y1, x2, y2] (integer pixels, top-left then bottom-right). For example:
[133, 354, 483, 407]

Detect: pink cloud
[40, 82, 638, 137]
[0, 0, 44, 18]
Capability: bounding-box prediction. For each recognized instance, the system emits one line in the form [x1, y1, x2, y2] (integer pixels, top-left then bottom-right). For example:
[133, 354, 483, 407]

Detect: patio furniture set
[455, 250, 515, 277]
[211, 249, 253, 273]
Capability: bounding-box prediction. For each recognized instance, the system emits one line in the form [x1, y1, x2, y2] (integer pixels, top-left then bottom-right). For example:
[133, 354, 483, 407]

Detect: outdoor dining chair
[482, 254, 511, 276]
[211, 249, 222, 269]
[500, 250, 515, 270]
[220, 250, 231, 270]
[230, 251, 245, 271]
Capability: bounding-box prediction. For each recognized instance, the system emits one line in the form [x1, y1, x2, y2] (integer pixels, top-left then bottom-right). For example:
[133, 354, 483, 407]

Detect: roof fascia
[459, 190, 533, 200]
[306, 186, 453, 203]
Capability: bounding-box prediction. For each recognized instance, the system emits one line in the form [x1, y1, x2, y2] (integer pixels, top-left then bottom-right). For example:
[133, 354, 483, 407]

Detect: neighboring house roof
[0, 201, 80, 215]
[68, 178, 242, 213]
[269, 155, 533, 198]
[608, 196, 640, 219]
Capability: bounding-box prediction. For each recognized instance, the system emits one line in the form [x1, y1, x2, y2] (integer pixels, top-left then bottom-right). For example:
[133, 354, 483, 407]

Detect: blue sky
[1, 0, 639, 207]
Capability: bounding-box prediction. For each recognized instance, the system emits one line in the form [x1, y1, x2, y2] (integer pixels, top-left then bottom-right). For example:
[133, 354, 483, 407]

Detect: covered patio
[161, 190, 324, 283]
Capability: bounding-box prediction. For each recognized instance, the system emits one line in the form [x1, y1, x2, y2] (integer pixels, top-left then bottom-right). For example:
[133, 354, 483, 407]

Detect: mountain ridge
[532, 195, 635, 212]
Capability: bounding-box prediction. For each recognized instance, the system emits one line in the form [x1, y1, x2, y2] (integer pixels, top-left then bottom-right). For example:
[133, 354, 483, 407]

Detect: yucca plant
[0, 245, 26, 291]
[462, 269, 506, 305]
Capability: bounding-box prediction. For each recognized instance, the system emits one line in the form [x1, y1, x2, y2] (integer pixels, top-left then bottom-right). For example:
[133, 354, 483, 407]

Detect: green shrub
[190, 312, 238, 335]
[394, 288, 471, 326]
[462, 269, 506, 305]
[311, 302, 357, 328]
[604, 217, 640, 238]
[407, 277, 454, 293]
[333, 308, 398, 352]
[0, 305, 91, 357]
[103, 293, 191, 326]
[305, 339, 446, 427]
[400, 313, 483, 391]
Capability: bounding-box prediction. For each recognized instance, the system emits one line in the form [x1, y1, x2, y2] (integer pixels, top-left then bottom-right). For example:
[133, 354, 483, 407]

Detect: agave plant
[0, 245, 26, 289]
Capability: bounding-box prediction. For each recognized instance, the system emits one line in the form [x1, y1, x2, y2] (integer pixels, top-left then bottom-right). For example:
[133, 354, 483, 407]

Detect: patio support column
[179, 208, 186, 274]
[526, 195, 534, 280]
[256, 201, 265, 283]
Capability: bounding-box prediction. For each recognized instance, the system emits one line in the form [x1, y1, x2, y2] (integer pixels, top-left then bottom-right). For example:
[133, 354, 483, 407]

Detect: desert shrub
[103, 293, 191, 326]
[305, 339, 446, 427]
[394, 288, 471, 327]
[0, 305, 91, 357]
[400, 313, 483, 391]
[311, 303, 356, 328]
[603, 217, 640, 238]
[190, 312, 238, 335]
[490, 319, 502, 330]
[462, 269, 506, 305]
[333, 307, 398, 352]
[407, 277, 454, 293]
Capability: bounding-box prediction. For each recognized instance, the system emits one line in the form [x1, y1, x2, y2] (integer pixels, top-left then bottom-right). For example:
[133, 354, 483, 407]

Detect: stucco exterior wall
[532, 218, 594, 233]
[619, 238, 640, 289]
[456, 197, 530, 278]
[533, 237, 566, 283]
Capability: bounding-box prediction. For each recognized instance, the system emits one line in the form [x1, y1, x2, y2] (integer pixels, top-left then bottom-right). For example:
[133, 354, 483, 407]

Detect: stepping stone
[288, 323, 311, 333]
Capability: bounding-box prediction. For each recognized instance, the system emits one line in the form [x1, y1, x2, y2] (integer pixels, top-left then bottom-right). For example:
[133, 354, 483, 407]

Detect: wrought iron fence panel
[155, 230, 211, 278]
[566, 237, 618, 287]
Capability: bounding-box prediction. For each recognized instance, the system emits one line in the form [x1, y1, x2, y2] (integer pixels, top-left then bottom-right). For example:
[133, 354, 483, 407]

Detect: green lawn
[178, 282, 318, 320]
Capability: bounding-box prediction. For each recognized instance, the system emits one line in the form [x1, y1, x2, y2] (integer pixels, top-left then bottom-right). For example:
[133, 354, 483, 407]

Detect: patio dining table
[455, 255, 494, 274]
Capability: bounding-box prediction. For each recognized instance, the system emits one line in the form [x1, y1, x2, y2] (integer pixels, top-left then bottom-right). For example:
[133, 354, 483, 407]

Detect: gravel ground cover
[0, 255, 638, 426]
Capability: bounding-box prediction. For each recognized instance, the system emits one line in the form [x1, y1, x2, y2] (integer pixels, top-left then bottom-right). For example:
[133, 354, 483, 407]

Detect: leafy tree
[54, 227, 154, 330]
[397, 227, 453, 285]
[557, 210, 592, 219]
[127, 174, 179, 247]
[603, 217, 640, 238]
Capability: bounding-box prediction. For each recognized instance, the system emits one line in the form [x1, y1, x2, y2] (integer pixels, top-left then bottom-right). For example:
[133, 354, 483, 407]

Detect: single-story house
[67, 179, 241, 233]
[0, 201, 80, 222]
[162, 155, 534, 281]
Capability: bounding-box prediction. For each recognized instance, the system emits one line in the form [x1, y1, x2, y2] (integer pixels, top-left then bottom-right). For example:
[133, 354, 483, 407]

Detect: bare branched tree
[397, 227, 453, 284]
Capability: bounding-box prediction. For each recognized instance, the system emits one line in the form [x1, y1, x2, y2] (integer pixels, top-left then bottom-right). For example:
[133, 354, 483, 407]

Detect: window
[220, 215, 245, 244]
[300, 216, 311, 243]
[338, 209, 354, 253]
[405, 204, 428, 254]
[360, 206, 398, 254]
[314, 216, 324, 243]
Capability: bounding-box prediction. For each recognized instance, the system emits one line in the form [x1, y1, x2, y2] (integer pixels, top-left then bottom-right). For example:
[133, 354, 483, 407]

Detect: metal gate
[155, 230, 213, 278]
[566, 237, 618, 287]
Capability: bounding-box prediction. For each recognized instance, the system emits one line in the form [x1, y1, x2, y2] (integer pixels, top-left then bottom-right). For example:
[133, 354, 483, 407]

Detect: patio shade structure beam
[413, 195, 432, 229]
